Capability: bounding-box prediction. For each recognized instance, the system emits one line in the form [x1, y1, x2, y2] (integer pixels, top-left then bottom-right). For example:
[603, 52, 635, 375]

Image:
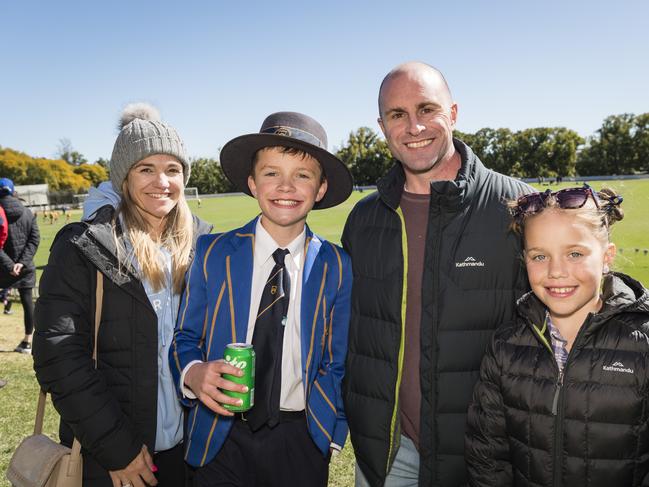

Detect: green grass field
[2, 179, 648, 486]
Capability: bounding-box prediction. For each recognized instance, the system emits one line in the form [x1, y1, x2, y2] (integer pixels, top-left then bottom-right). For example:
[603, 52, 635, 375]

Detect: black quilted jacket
[342, 139, 532, 487]
[33, 205, 211, 483]
[0, 194, 40, 288]
[466, 272, 649, 487]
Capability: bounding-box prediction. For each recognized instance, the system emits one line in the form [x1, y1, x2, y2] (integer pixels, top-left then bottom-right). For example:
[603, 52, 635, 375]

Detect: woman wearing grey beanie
[33, 103, 212, 487]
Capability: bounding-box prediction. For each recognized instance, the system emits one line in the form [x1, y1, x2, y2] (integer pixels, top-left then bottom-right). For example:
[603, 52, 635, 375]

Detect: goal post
[184, 187, 199, 200]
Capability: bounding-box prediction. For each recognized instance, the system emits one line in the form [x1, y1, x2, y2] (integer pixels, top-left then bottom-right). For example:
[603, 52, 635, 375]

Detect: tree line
[0, 146, 107, 193]
[338, 113, 649, 186]
[1, 113, 647, 195]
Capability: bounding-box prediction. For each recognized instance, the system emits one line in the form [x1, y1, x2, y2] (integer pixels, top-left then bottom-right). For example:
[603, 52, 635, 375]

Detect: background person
[342, 62, 532, 487]
[0, 177, 40, 353]
[0, 203, 7, 388]
[33, 103, 212, 487]
[464, 186, 649, 486]
[0, 203, 12, 315]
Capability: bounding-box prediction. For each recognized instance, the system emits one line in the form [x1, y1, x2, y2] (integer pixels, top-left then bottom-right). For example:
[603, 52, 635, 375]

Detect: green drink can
[221, 343, 255, 412]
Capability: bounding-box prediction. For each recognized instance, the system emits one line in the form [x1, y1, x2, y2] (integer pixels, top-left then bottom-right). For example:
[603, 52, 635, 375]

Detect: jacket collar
[224, 216, 322, 344]
[599, 272, 649, 317]
[226, 216, 318, 258]
[74, 204, 212, 286]
[74, 206, 136, 285]
[376, 138, 481, 212]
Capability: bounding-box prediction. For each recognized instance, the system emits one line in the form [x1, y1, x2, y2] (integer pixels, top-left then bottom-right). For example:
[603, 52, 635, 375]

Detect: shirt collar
[545, 311, 568, 344]
[254, 218, 306, 270]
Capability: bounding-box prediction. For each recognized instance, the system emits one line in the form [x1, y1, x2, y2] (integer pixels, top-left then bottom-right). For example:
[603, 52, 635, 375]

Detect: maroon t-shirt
[399, 190, 430, 450]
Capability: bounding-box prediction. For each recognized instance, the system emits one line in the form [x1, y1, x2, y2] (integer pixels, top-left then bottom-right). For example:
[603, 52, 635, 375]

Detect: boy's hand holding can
[184, 358, 249, 416]
[220, 343, 255, 412]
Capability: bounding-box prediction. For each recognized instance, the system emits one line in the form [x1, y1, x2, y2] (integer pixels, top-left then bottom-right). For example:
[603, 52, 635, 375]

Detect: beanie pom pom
[118, 102, 161, 130]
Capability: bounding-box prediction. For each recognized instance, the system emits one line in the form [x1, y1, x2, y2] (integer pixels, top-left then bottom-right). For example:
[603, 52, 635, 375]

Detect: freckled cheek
[525, 264, 547, 285]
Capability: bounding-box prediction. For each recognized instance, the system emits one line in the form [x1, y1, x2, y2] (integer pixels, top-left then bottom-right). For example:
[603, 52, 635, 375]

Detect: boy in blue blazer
[170, 112, 353, 486]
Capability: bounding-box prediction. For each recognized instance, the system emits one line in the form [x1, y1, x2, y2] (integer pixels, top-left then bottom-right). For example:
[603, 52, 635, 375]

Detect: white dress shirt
[248, 219, 306, 411]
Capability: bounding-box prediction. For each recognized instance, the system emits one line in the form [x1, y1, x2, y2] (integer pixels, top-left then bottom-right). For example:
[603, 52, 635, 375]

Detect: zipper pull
[552, 372, 564, 415]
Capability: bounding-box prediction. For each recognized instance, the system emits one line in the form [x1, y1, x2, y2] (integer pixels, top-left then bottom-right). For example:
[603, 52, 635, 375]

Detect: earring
[603, 264, 610, 274]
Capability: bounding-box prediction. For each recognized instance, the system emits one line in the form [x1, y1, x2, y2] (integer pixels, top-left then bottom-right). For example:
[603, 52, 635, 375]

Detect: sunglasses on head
[511, 184, 622, 220]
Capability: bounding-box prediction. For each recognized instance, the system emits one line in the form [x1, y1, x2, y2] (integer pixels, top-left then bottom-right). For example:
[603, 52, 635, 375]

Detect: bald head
[378, 62, 453, 117]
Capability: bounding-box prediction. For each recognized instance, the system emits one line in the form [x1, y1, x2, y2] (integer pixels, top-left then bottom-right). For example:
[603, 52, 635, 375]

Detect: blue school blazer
[170, 217, 351, 467]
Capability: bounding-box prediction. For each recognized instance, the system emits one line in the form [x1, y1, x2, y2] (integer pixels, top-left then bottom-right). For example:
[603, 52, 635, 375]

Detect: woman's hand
[108, 445, 157, 487]
[184, 359, 248, 416]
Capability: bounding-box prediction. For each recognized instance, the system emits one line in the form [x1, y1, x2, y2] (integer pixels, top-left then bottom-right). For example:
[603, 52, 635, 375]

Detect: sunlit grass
[5, 178, 648, 486]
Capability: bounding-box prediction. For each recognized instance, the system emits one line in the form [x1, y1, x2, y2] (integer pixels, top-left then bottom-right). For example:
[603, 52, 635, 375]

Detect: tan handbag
[6, 271, 104, 487]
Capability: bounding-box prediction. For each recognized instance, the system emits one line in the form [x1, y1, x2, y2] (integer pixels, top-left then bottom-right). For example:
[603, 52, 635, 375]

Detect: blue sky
[1, 0, 648, 164]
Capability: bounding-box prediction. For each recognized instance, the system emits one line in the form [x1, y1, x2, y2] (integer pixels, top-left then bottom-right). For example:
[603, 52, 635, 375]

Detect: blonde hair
[114, 180, 194, 293]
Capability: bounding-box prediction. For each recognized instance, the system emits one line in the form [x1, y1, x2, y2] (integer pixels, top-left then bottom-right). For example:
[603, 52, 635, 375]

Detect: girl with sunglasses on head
[465, 185, 649, 487]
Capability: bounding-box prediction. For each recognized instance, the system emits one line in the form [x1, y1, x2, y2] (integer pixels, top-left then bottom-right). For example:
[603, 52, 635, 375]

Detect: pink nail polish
[151, 464, 158, 473]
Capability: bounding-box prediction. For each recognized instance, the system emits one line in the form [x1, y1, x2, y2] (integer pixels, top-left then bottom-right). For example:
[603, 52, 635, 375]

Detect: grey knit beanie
[109, 103, 190, 194]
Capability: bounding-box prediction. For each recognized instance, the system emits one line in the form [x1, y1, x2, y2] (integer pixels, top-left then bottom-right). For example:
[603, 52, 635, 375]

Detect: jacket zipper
[385, 207, 408, 474]
[428, 205, 443, 481]
[530, 317, 569, 487]
[552, 365, 565, 487]
[532, 322, 565, 487]
[546, 316, 591, 487]
[551, 369, 564, 416]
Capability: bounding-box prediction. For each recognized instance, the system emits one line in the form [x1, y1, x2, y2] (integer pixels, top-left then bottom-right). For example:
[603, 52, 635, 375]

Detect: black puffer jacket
[466, 272, 649, 487]
[33, 205, 211, 482]
[342, 139, 532, 487]
[0, 194, 40, 288]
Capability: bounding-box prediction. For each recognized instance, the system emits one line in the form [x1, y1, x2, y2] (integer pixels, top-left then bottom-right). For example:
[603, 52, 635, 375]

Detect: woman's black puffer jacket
[33, 205, 211, 484]
[466, 272, 649, 487]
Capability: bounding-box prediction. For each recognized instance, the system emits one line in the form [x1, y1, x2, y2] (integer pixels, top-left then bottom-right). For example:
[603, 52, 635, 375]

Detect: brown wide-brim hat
[220, 111, 353, 209]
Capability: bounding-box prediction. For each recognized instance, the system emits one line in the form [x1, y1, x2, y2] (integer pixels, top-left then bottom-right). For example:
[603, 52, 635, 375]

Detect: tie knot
[272, 248, 289, 266]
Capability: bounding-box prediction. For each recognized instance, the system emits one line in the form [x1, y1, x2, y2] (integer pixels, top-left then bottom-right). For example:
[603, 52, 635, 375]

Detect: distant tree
[42, 159, 90, 192]
[336, 127, 393, 186]
[74, 163, 108, 187]
[57, 138, 73, 161]
[577, 114, 637, 176]
[0, 146, 92, 192]
[515, 127, 583, 178]
[187, 157, 235, 194]
[95, 157, 110, 170]
[634, 113, 649, 173]
[57, 137, 88, 166]
[24, 159, 52, 185]
[457, 128, 519, 176]
[454, 130, 477, 151]
[0, 147, 29, 181]
[458, 127, 582, 178]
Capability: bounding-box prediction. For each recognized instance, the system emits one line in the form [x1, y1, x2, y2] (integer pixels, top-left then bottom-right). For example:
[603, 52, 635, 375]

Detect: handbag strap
[34, 270, 104, 469]
[94, 269, 104, 363]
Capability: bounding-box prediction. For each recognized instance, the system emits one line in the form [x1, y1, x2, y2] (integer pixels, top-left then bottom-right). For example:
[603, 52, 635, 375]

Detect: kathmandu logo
[455, 256, 485, 268]
[602, 361, 634, 374]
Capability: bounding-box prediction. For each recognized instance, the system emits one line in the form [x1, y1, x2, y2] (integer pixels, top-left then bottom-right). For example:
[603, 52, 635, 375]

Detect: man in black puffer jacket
[342, 62, 532, 487]
[0, 178, 40, 353]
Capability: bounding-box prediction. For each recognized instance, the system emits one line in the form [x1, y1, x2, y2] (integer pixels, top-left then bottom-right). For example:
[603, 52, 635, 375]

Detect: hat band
[260, 126, 324, 149]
